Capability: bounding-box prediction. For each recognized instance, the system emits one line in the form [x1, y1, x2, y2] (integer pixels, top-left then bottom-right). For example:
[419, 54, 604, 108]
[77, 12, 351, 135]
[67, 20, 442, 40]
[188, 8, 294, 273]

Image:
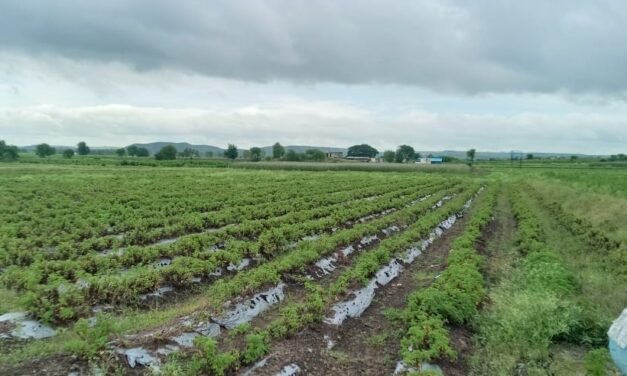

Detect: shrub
[191, 337, 239, 376]
[242, 334, 268, 364]
[401, 315, 456, 365]
[65, 314, 114, 359]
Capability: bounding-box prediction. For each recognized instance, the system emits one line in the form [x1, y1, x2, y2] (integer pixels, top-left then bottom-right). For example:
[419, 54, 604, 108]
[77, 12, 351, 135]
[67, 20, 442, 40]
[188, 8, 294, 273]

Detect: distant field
[0, 163, 624, 375]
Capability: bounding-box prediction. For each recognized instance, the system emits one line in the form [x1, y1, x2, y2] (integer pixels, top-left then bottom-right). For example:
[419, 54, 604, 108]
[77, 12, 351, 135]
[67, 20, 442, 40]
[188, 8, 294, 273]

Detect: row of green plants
[327, 184, 483, 297]
[5, 182, 458, 322]
[2, 173, 430, 265]
[203, 185, 470, 308]
[3, 179, 446, 286]
[4, 178, 440, 282]
[471, 187, 587, 374]
[156, 186, 482, 375]
[395, 185, 496, 367]
[532, 191, 626, 279]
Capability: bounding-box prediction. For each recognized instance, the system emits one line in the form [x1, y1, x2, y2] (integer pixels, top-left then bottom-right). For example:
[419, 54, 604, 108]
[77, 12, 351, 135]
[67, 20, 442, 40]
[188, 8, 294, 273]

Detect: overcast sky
[1, 0, 627, 153]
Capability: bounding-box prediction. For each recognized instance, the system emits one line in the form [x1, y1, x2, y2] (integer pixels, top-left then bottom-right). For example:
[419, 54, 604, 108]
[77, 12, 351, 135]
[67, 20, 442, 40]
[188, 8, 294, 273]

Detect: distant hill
[127, 142, 225, 155]
[20, 145, 116, 152]
[260, 145, 346, 155]
[18, 142, 601, 159]
[418, 150, 595, 160]
[128, 142, 347, 156]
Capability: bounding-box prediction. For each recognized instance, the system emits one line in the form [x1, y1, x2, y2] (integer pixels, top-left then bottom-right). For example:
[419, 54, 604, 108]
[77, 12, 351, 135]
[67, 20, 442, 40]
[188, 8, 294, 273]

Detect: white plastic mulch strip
[276, 363, 301, 376]
[117, 347, 160, 369]
[324, 213, 460, 326]
[212, 283, 287, 329]
[0, 311, 57, 340]
[394, 361, 442, 375]
[241, 357, 270, 376]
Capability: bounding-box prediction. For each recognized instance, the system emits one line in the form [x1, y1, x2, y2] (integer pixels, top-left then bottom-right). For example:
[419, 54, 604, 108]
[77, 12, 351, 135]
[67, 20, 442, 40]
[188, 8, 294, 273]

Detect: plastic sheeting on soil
[276, 363, 301, 376]
[394, 361, 442, 375]
[138, 285, 175, 301]
[241, 357, 269, 376]
[227, 258, 251, 272]
[0, 311, 57, 340]
[212, 283, 287, 329]
[608, 307, 627, 348]
[312, 245, 357, 278]
[324, 214, 460, 326]
[118, 347, 159, 368]
[195, 321, 222, 337]
[171, 332, 199, 347]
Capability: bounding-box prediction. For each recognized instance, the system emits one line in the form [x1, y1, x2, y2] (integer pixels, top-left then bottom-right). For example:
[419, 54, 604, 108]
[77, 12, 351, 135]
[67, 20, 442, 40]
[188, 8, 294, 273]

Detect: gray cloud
[2, 0, 627, 94]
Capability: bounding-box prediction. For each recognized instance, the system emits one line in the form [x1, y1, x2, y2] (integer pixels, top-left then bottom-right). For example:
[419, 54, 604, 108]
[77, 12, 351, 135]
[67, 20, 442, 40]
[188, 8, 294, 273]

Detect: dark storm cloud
[1, 0, 627, 93]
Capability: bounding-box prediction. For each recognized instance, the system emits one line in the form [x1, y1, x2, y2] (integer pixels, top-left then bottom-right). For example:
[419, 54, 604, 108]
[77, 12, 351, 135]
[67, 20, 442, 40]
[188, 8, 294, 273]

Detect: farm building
[417, 157, 444, 165]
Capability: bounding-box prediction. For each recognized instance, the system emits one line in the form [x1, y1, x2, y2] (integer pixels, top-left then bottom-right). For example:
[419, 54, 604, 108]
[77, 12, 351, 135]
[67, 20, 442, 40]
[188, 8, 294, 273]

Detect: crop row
[527, 187, 626, 278]
[397, 185, 496, 367]
[8, 182, 460, 322]
[1, 174, 434, 263]
[150, 183, 482, 375]
[472, 187, 583, 374]
[203, 184, 472, 309]
[3, 179, 449, 286]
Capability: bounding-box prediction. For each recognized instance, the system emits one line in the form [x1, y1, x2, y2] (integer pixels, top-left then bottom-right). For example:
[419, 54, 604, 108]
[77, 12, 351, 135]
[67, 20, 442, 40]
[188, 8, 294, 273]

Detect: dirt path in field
[248, 207, 474, 376]
[441, 188, 516, 376]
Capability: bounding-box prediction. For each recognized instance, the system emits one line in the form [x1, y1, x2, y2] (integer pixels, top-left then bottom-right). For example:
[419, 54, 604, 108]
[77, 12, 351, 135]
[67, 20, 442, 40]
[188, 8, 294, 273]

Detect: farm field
[0, 164, 625, 375]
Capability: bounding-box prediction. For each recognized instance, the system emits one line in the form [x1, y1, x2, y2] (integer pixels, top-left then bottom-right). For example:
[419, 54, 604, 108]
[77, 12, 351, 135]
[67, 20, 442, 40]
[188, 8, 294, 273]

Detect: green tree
[224, 144, 238, 160]
[77, 141, 90, 155]
[126, 145, 139, 156]
[205, 151, 214, 158]
[35, 143, 56, 158]
[285, 149, 301, 161]
[115, 148, 126, 157]
[155, 145, 177, 160]
[249, 147, 264, 161]
[272, 142, 285, 159]
[466, 148, 476, 166]
[347, 144, 378, 158]
[0, 140, 19, 161]
[180, 148, 199, 159]
[304, 149, 325, 161]
[526, 153, 534, 160]
[383, 150, 396, 163]
[136, 147, 149, 157]
[62, 149, 75, 158]
[395, 145, 415, 163]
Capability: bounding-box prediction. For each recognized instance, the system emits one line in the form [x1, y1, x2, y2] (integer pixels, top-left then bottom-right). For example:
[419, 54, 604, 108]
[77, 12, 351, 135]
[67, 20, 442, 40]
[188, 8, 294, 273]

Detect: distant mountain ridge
[128, 142, 347, 156]
[128, 142, 224, 155]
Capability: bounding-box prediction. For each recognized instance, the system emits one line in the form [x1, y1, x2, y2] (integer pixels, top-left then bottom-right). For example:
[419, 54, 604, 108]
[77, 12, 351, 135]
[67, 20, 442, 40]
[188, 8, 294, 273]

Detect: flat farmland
[0, 165, 624, 375]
